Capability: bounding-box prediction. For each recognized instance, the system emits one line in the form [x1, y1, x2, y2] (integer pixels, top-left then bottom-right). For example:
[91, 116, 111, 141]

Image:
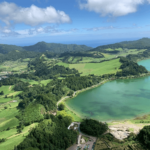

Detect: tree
[58, 103, 65, 110]
[0, 91, 4, 95]
[137, 126, 150, 148]
[80, 119, 108, 137]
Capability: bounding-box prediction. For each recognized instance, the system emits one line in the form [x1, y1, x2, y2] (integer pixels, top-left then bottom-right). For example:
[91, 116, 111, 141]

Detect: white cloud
[79, 0, 146, 17]
[0, 2, 71, 26]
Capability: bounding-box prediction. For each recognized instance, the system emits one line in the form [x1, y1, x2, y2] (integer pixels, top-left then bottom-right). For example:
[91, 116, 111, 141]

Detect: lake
[65, 59, 150, 121]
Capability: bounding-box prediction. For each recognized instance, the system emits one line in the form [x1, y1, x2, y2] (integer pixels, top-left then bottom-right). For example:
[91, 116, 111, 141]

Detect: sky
[1, 0, 150, 47]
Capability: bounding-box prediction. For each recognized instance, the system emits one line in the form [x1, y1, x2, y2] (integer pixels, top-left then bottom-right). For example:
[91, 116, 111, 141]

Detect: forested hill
[0, 44, 24, 54]
[91, 38, 150, 52]
[22, 42, 92, 53]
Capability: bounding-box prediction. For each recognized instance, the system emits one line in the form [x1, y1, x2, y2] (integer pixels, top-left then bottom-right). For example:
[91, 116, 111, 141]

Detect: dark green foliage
[65, 76, 101, 91]
[58, 103, 65, 110]
[16, 116, 77, 150]
[0, 91, 4, 95]
[67, 90, 74, 96]
[0, 138, 6, 143]
[23, 41, 92, 53]
[0, 50, 40, 63]
[13, 82, 29, 91]
[26, 58, 79, 79]
[80, 119, 108, 137]
[137, 126, 150, 148]
[0, 44, 24, 54]
[127, 48, 150, 62]
[35, 94, 56, 111]
[0, 77, 19, 86]
[18, 79, 65, 111]
[116, 57, 148, 76]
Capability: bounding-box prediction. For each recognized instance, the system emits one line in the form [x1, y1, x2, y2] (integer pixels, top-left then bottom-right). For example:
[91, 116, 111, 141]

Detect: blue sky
[0, 0, 150, 47]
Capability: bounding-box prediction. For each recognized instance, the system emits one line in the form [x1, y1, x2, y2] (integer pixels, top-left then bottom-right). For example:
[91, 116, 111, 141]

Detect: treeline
[0, 77, 19, 87]
[66, 76, 101, 91]
[116, 57, 148, 77]
[15, 115, 78, 150]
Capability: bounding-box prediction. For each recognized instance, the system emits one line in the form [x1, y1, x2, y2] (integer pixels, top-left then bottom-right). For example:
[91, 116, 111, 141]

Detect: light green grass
[22, 58, 31, 62]
[115, 48, 123, 51]
[0, 60, 28, 73]
[0, 128, 17, 139]
[105, 48, 114, 51]
[40, 79, 52, 86]
[71, 59, 121, 76]
[0, 108, 19, 131]
[0, 85, 14, 95]
[62, 104, 82, 122]
[20, 79, 52, 86]
[7, 91, 21, 97]
[57, 59, 121, 76]
[57, 62, 69, 67]
[0, 123, 38, 150]
[0, 97, 14, 103]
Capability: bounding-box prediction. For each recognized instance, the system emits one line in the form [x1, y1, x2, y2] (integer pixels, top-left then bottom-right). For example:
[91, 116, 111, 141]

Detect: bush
[80, 119, 108, 137]
[137, 126, 150, 148]
[58, 103, 65, 110]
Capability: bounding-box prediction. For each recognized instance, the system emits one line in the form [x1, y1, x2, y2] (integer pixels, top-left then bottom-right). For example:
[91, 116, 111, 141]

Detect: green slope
[23, 41, 92, 53]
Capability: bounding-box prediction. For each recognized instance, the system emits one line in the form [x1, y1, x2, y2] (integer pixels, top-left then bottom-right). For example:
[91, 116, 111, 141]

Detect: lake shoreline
[57, 71, 150, 122]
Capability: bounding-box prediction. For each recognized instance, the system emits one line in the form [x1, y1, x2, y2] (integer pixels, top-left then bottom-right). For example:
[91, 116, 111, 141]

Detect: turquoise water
[66, 59, 150, 121]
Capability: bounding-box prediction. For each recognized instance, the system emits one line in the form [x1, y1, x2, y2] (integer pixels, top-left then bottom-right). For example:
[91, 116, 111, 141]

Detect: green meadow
[20, 79, 52, 86]
[0, 123, 38, 150]
[57, 58, 121, 76]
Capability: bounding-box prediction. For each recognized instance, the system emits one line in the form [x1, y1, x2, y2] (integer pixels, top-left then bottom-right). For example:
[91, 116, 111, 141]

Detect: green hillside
[0, 44, 24, 54]
[23, 41, 92, 53]
[91, 38, 150, 53]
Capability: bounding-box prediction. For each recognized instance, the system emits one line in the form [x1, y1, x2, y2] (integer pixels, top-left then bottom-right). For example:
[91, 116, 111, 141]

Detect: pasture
[57, 58, 121, 76]
[0, 123, 38, 150]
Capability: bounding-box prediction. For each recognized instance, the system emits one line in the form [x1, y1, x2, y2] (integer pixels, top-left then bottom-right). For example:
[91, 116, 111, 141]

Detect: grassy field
[20, 79, 52, 86]
[57, 58, 121, 76]
[64, 106, 82, 122]
[0, 85, 14, 95]
[0, 123, 38, 150]
[0, 60, 28, 73]
[0, 108, 19, 131]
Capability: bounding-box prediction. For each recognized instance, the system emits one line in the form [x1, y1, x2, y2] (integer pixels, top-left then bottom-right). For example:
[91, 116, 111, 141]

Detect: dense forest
[15, 115, 78, 150]
[116, 57, 148, 77]
[137, 126, 150, 149]
[0, 50, 41, 63]
[28, 58, 79, 79]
